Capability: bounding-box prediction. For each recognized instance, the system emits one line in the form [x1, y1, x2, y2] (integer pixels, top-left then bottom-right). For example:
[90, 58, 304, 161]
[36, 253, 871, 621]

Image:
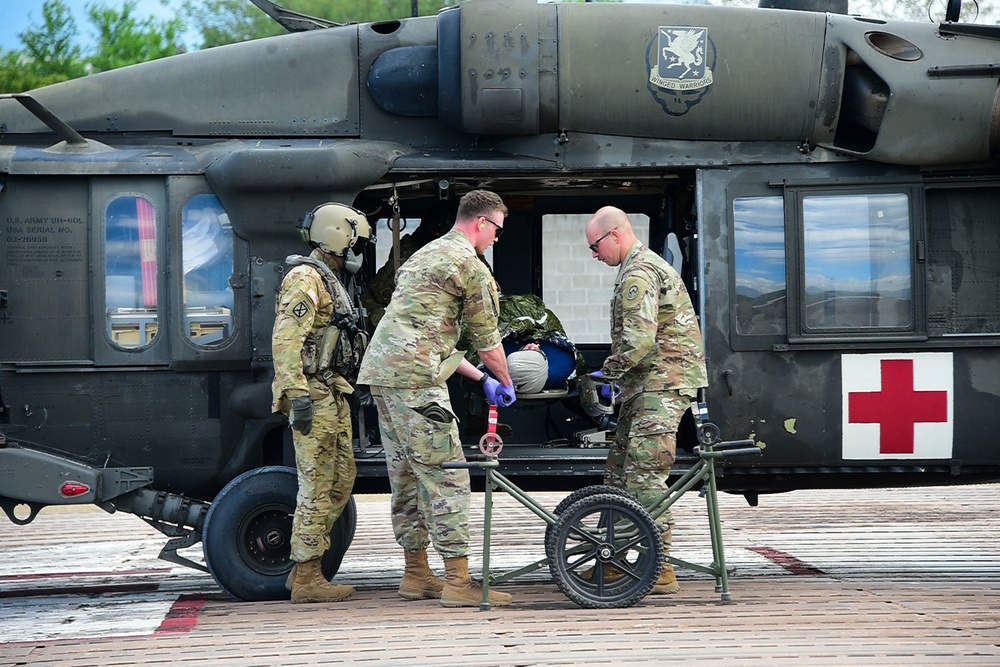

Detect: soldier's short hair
[457, 189, 508, 221]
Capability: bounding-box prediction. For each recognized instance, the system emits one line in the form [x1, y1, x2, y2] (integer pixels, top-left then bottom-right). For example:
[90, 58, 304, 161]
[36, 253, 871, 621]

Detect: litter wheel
[545, 484, 636, 546]
[552, 484, 636, 516]
[545, 493, 663, 609]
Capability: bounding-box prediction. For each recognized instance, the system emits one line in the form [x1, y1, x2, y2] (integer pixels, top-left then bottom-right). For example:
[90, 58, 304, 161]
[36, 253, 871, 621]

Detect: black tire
[545, 484, 637, 546]
[552, 484, 637, 516]
[545, 493, 663, 609]
[202, 465, 357, 601]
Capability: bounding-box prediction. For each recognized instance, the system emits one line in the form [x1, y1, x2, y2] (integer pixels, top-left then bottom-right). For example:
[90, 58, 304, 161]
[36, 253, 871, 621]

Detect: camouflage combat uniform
[272, 249, 359, 563]
[358, 228, 502, 559]
[601, 241, 708, 541]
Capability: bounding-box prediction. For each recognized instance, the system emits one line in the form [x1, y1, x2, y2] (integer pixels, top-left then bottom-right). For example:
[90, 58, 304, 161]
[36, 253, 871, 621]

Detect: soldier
[272, 202, 371, 603]
[585, 205, 708, 595]
[358, 189, 517, 608]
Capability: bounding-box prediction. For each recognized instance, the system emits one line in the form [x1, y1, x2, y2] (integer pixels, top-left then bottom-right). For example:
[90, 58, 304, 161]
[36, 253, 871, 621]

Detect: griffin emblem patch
[647, 26, 716, 117]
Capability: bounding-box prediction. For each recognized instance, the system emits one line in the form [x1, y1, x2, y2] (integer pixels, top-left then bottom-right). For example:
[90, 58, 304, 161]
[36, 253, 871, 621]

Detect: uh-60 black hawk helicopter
[2, 0, 999, 601]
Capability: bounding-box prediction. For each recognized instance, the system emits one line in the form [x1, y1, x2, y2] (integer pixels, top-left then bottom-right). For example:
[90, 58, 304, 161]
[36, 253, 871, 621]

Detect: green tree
[0, 0, 188, 93]
[88, 0, 186, 73]
[183, 0, 460, 49]
[16, 0, 87, 83]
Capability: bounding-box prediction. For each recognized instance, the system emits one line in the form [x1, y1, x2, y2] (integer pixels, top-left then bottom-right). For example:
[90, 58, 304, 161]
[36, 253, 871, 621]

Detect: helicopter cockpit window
[733, 196, 787, 336]
[105, 195, 159, 349]
[801, 193, 912, 331]
[182, 194, 234, 347]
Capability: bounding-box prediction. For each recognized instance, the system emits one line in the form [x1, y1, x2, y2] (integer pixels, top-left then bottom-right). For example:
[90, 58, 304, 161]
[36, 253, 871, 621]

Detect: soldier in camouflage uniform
[272, 202, 371, 603]
[585, 205, 708, 595]
[358, 189, 518, 608]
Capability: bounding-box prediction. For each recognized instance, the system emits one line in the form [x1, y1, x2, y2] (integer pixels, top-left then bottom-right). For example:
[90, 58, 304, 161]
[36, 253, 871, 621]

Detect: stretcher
[444, 399, 763, 609]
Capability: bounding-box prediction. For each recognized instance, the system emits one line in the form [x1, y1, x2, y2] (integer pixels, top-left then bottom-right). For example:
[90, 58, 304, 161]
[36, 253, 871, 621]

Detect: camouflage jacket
[271, 249, 356, 411]
[601, 241, 708, 402]
[358, 228, 502, 388]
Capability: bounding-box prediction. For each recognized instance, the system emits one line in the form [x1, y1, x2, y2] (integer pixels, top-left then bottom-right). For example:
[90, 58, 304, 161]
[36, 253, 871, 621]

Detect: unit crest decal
[647, 26, 715, 116]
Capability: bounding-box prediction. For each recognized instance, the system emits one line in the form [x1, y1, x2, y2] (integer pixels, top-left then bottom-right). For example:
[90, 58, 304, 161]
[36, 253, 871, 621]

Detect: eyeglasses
[588, 228, 616, 253]
[481, 216, 504, 239]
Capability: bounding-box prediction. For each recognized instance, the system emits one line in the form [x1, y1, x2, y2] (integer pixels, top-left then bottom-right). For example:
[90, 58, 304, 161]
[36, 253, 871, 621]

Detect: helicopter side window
[733, 196, 787, 336]
[181, 194, 235, 347]
[105, 195, 158, 349]
[801, 193, 912, 331]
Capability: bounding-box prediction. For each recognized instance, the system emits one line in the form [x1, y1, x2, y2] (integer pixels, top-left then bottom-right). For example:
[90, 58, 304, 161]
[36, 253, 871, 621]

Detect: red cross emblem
[846, 357, 949, 456]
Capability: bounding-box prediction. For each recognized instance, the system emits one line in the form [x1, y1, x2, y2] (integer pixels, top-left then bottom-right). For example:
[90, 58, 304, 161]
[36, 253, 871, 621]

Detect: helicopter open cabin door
[700, 163, 1000, 488]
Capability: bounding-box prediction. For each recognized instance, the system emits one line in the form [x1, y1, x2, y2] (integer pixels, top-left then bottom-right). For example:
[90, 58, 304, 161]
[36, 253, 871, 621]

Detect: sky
[0, 0, 197, 52]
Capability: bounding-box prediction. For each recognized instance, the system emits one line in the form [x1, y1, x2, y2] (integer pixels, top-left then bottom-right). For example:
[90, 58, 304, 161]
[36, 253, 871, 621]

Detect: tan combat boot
[650, 531, 679, 595]
[650, 559, 680, 594]
[581, 562, 624, 582]
[441, 556, 513, 607]
[290, 558, 355, 603]
[398, 549, 444, 600]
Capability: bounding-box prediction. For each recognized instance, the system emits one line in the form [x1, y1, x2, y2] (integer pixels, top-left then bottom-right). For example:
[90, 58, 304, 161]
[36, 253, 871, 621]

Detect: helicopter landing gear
[201, 465, 356, 601]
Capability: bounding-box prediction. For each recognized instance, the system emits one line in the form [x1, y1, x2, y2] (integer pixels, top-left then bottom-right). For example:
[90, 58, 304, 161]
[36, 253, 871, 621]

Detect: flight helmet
[300, 202, 372, 274]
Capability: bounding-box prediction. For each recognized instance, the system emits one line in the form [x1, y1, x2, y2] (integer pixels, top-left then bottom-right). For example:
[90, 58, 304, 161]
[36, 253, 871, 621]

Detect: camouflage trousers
[604, 389, 693, 544]
[370, 385, 471, 559]
[287, 388, 356, 563]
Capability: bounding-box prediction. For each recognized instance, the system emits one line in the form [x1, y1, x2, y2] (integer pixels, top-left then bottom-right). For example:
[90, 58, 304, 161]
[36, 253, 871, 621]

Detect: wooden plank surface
[2, 483, 1000, 665]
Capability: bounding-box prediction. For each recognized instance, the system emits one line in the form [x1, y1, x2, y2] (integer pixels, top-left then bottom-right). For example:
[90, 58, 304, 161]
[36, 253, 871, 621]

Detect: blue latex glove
[589, 371, 620, 402]
[495, 383, 517, 407]
[483, 376, 502, 404]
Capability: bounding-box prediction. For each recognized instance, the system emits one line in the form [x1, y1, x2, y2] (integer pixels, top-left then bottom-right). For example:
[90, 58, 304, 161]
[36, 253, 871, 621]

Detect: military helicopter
[2, 0, 999, 601]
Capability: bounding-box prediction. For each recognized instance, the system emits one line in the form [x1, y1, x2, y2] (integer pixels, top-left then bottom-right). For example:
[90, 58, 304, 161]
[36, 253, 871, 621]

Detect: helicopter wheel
[545, 493, 662, 609]
[201, 465, 356, 601]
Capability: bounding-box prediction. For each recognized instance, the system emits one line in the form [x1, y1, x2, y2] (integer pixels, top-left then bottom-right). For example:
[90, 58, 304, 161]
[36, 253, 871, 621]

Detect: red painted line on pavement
[746, 546, 825, 575]
[155, 594, 207, 635]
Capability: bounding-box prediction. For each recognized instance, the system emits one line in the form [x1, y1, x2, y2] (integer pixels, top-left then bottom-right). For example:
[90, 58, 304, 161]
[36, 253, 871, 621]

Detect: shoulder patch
[291, 300, 311, 320]
[622, 276, 650, 307]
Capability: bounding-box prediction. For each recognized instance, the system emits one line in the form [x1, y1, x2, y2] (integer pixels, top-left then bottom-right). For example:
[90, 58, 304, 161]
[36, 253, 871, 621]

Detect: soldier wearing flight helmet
[271, 202, 371, 603]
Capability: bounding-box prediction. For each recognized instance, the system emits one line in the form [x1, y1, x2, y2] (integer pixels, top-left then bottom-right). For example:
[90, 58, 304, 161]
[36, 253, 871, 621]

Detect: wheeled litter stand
[444, 403, 761, 610]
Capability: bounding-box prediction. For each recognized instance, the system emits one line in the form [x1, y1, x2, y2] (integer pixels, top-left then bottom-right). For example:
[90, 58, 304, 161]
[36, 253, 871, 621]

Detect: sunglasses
[481, 216, 504, 239]
[588, 228, 616, 253]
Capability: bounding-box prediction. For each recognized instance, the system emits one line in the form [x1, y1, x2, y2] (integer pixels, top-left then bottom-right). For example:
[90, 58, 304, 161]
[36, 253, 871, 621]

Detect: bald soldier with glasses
[585, 205, 708, 595]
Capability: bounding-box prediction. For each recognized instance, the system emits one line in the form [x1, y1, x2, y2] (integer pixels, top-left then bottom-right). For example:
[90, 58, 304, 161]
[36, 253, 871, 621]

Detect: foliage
[88, 1, 186, 73]
[5, 0, 87, 89]
[183, 0, 461, 49]
[0, 0, 185, 93]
